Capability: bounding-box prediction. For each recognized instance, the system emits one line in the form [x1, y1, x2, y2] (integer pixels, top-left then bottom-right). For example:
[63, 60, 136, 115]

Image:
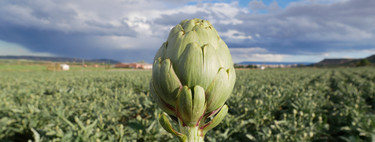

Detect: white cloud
[249, 0, 266, 11]
[281, 49, 375, 62]
[230, 47, 375, 63]
[233, 53, 286, 63]
[156, 2, 245, 26]
[124, 16, 152, 36]
[322, 49, 375, 59]
[289, 0, 350, 6]
[230, 47, 285, 62]
[209, 2, 243, 18]
[219, 19, 243, 25]
[221, 30, 252, 40]
[230, 47, 267, 54]
[268, 1, 281, 13]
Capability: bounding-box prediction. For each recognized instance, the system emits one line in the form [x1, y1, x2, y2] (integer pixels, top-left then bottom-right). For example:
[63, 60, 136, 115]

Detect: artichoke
[150, 18, 236, 142]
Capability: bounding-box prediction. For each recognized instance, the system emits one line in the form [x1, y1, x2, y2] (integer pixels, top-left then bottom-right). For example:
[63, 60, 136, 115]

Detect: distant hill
[314, 59, 357, 66]
[366, 54, 375, 63]
[314, 54, 375, 67]
[0, 55, 121, 64]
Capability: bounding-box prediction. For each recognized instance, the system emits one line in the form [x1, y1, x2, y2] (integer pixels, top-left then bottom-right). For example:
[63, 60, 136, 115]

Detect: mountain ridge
[314, 54, 375, 66]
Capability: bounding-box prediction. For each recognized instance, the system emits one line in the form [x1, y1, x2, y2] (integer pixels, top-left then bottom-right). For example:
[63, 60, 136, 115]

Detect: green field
[1, 67, 375, 141]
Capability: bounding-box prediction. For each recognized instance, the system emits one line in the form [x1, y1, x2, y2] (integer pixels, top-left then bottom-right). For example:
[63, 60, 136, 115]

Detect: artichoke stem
[178, 119, 204, 142]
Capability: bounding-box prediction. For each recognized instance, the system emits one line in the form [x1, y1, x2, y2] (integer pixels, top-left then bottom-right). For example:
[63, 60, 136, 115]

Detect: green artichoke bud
[177, 86, 206, 126]
[150, 18, 236, 141]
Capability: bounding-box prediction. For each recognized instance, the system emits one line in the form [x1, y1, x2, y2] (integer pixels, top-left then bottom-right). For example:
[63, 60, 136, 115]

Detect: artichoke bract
[150, 18, 236, 142]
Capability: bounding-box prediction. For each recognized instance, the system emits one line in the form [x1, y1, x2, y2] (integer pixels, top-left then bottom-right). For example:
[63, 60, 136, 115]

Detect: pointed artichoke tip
[157, 57, 162, 63]
[163, 58, 171, 63]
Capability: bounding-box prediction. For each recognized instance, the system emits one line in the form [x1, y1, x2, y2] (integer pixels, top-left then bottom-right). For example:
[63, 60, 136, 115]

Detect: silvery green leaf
[201, 105, 228, 135]
[150, 81, 175, 116]
[205, 67, 236, 112]
[159, 113, 187, 142]
[177, 86, 193, 126]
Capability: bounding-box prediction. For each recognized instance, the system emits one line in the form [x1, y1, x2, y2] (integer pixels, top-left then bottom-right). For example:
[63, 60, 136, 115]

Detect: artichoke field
[1, 68, 375, 141]
[150, 18, 236, 142]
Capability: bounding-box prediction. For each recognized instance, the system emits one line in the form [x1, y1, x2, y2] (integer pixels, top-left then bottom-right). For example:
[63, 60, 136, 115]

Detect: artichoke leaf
[191, 85, 206, 126]
[201, 44, 221, 89]
[159, 112, 187, 142]
[201, 105, 228, 135]
[205, 67, 235, 112]
[182, 19, 196, 33]
[168, 24, 184, 39]
[150, 80, 175, 116]
[192, 25, 209, 45]
[177, 86, 193, 126]
[154, 42, 167, 61]
[176, 42, 203, 88]
[157, 59, 183, 105]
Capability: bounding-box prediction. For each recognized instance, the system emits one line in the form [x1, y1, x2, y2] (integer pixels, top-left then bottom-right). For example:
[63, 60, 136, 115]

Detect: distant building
[114, 63, 152, 69]
[142, 64, 152, 69]
[255, 64, 299, 68]
[60, 64, 70, 71]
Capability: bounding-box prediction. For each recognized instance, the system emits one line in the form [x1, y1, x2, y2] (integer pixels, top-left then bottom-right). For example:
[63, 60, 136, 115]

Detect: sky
[0, 0, 374, 63]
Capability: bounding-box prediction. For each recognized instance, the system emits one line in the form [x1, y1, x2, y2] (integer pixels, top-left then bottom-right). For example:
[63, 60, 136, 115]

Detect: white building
[60, 64, 70, 71]
[142, 64, 152, 69]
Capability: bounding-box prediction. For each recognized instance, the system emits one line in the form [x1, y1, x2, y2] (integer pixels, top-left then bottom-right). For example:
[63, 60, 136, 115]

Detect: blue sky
[0, 0, 374, 63]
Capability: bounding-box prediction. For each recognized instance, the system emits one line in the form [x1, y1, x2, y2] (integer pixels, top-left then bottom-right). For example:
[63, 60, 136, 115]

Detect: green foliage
[0, 71, 174, 141]
[234, 64, 258, 69]
[356, 59, 372, 67]
[1, 67, 375, 141]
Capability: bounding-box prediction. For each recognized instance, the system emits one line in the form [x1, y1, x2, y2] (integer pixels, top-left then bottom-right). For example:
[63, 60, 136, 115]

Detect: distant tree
[246, 65, 257, 68]
[234, 64, 245, 68]
[234, 64, 258, 69]
[297, 64, 306, 67]
[356, 59, 372, 67]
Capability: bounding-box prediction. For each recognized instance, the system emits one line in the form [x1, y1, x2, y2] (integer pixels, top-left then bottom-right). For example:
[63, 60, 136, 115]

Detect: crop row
[0, 67, 374, 141]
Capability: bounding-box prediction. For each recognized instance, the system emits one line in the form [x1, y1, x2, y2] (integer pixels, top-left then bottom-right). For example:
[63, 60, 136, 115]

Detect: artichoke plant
[150, 18, 236, 142]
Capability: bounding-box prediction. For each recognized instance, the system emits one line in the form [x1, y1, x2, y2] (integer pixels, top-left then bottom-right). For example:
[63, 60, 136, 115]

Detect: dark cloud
[0, 0, 374, 62]
[152, 0, 375, 56]
[0, 0, 154, 62]
[227, 0, 375, 55]
[0, 24, 153, 61]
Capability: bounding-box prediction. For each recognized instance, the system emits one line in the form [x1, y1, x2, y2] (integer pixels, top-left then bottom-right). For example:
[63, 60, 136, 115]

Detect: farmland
[0, 67, 374, 141]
